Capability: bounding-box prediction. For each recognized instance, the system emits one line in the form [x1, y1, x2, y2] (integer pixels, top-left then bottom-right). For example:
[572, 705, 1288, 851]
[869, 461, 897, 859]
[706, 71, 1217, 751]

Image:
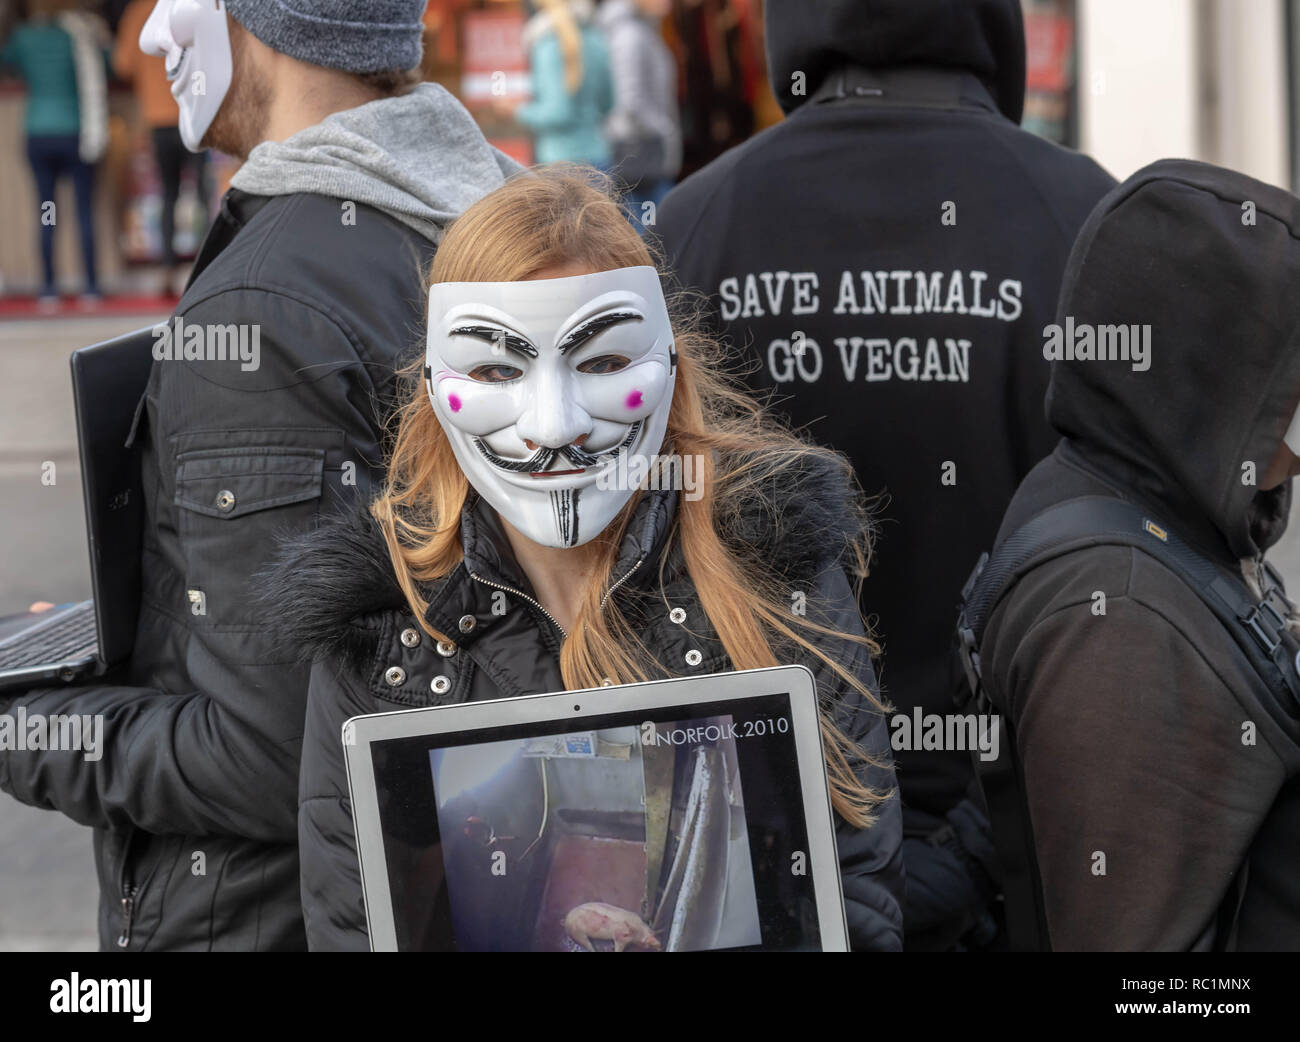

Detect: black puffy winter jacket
[269, 453, 905, 951]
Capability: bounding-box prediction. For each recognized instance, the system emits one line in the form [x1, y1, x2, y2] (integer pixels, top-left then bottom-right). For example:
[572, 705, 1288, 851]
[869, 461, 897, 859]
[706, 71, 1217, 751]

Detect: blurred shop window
[459, 0, 533, 166]
[1022, 0, 1079, 148]
[422, 0, 468, 92]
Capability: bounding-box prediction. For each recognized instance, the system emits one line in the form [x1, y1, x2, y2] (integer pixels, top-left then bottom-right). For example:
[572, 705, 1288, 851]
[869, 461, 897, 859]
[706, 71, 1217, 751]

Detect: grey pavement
[2, 312, 1299, 950]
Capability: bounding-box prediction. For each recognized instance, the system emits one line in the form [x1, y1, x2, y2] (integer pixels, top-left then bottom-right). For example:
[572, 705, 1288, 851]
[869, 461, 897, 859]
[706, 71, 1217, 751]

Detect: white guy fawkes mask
[426, 266, 677, 548]
[140, 0, 233, 152]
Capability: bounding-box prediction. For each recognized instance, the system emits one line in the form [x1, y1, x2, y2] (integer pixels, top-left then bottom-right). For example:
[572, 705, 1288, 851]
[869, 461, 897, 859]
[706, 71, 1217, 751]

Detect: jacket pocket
[174, 442, 325, 630]
[104, 828, 176, 951]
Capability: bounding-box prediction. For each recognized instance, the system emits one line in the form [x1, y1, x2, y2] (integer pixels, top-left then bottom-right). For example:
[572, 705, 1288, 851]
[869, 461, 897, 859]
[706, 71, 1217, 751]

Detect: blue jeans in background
[26, 133, 98, 296]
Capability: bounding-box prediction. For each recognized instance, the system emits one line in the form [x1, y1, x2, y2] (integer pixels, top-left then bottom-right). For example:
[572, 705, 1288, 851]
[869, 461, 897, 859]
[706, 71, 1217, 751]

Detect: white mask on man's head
[426, 266, 677, 548]
[140, 0, 233, 152]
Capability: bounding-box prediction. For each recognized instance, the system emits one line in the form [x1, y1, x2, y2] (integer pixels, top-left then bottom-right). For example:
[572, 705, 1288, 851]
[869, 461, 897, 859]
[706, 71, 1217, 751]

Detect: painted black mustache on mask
[473, 421, 643, 473]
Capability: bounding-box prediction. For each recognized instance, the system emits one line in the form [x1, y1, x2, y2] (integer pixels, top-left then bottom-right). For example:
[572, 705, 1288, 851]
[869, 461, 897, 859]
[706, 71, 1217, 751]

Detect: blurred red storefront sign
[460, 8, 533, 166]
[1025, 9, 1073, 93]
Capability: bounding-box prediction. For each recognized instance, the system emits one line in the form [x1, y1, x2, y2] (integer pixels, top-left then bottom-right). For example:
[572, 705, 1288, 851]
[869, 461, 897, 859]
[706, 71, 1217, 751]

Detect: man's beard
[200, 24, 271, 160]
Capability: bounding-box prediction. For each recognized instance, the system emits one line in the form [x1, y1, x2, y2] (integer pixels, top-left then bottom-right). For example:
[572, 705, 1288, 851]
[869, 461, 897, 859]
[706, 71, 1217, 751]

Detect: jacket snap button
[431, 675, 451, 695]
[669, 607, 686, 624]
[458, 614, 476, 634]
[215, 489, 236, 512]
[685, 649, 702, 667]
[436, 640, 457, 657]
[384, 666, 406, 686]
[400, 627, 420, 648]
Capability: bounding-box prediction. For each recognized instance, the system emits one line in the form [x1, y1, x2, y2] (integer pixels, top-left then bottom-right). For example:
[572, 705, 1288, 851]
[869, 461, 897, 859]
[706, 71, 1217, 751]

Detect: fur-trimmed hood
[262, 448, 870, 679]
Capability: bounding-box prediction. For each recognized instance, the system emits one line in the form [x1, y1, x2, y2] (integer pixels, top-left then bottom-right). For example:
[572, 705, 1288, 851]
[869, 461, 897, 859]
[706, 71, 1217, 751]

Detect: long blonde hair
[535, 0, 584, 94]
[374, 167, 893, 828]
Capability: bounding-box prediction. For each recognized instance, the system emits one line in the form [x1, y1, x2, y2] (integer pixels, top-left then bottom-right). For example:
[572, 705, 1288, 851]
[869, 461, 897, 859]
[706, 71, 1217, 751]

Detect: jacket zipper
[118, 882, 139, 948]
[469, 573, 569, 640]
[469, 556, 647, 641]
[117, 828, 138, 949]
[600, 557, 644, 611]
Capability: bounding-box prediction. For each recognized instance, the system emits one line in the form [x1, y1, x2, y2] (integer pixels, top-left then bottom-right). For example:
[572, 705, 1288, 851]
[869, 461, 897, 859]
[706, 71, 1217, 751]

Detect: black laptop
[0, 327, 154, 690]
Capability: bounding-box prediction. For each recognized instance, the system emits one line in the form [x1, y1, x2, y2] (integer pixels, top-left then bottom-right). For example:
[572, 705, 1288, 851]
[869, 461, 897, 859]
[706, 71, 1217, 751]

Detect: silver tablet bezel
[343, 664, 850, 952]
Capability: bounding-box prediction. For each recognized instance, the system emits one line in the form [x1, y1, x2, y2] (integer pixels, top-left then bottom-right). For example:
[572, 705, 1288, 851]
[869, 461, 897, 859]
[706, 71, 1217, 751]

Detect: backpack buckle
[957, 619, 990, 714]
[1236, 578, 1300, 711]
[1260, 585, 1294, 628]
[1243, 588, 1290, 654]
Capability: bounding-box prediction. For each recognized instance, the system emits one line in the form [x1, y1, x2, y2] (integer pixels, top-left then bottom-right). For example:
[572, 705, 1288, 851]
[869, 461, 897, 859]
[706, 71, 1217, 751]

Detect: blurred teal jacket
[516, 25, 613, 166]
[1, 22, 82, 137]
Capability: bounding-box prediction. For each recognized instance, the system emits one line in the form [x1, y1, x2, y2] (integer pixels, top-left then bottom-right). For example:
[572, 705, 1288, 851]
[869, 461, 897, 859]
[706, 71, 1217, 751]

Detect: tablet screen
[366, 692, 828, 951]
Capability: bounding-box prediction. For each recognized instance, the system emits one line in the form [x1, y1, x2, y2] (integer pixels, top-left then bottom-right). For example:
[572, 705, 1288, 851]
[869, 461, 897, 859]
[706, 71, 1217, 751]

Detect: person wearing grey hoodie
[598, 0, 681, 216]
[0, 0, 519, 951]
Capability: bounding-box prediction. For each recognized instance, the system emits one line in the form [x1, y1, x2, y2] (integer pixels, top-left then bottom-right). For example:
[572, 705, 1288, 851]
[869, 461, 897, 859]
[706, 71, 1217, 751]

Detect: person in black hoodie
[978, 160, 1300, 950]
[653, 0, 1116, 948]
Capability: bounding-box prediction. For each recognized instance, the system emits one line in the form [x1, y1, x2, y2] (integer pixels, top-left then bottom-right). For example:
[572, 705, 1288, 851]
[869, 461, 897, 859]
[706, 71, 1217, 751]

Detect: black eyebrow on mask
[557, 310, 643, 355]
[449, 324, 538, 358]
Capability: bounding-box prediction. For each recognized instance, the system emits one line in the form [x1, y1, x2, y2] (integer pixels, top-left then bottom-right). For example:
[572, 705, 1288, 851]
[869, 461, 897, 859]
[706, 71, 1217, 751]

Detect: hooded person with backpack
[966, 159, 1300, 950]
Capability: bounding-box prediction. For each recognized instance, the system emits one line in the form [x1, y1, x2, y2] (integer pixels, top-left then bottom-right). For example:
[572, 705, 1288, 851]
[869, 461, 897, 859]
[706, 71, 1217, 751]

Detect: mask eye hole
[576, 355, 630, 375]
[467, 363, 522, 383]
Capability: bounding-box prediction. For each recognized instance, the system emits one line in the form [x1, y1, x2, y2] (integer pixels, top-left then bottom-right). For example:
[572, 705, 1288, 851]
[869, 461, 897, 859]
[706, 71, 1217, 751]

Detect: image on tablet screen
[429, 715, 763, 952]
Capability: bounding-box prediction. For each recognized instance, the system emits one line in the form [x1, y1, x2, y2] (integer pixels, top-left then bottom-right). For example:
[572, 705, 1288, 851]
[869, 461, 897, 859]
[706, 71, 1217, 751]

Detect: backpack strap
[956, 550, 1050, 951]
[956, 495, 1300, 950]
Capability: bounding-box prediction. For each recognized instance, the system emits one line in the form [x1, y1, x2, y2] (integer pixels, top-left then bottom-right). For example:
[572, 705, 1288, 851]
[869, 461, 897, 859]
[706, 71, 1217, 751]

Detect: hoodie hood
[1046, 159, 1300, 561]
[764, 0, 1026, 120]
[230, 83, 523, 244]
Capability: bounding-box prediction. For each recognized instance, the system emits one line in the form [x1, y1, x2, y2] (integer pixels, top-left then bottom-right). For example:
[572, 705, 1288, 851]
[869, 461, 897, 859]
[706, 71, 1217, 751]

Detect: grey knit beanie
[223, 0, 426, 74]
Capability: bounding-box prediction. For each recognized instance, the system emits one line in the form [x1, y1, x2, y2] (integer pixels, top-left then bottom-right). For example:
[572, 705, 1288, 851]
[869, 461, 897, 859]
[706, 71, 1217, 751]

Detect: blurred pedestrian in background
[514, 0, 612, 166]
[599, 0, 681, 224]
[0, 0, 109, 307]
[113, 0, 208, 297]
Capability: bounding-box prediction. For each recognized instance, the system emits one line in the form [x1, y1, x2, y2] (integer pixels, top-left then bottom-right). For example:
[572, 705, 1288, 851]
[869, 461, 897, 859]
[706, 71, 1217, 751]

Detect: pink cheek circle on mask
[431, 370, 466, 416]
[593, 362, 669, 421]
[433, 373, 524, 438]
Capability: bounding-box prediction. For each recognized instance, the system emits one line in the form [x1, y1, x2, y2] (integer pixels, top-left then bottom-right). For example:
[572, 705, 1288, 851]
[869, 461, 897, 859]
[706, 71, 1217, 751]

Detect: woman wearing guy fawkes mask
[269, 168, 903, 952]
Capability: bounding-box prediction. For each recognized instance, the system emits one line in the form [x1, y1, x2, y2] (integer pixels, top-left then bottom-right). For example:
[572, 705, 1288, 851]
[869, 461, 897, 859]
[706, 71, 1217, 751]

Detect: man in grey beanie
[222, 0, 426, 79]
[0, 1, 519, 950]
